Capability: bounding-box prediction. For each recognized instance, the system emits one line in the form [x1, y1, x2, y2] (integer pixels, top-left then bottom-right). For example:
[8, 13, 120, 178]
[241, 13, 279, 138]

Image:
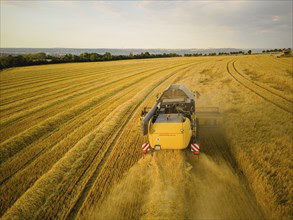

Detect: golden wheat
[0, 55, 292, 219]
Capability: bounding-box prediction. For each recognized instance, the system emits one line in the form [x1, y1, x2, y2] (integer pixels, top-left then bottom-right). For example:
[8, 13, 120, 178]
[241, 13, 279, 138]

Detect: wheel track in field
[232, 59, 293, 105]
[236, 57, 293, 100]
[70, 63, 200, 219]
[0, 62, 199, 217]
[231, 59, 291, 102]
[33, 63, 199, 219]
[227, 60, 293, 114]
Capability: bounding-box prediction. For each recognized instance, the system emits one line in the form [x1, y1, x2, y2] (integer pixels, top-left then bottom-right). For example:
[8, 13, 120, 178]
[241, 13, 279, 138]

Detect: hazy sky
[1, 0, 292, 49]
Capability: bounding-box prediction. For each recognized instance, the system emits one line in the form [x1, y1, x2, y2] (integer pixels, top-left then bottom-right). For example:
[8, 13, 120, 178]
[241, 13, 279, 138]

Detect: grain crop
[0, 55, 292, 219]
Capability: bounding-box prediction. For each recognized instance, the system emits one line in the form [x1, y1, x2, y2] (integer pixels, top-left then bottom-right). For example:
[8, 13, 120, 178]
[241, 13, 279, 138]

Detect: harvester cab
[140, 84, 201, 156]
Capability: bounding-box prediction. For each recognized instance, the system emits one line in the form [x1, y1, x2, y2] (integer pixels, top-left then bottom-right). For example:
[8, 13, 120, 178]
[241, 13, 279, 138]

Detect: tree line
[1, 50, 254, 70]
[3, 48, 289, 69]
[262, 48, 291, 53]
[0, 52, 180, 69]
[184, 50, 249, 57]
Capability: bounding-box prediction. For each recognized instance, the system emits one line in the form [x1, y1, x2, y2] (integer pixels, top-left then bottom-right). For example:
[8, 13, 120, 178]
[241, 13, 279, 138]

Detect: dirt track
[86, 127, 265, 219]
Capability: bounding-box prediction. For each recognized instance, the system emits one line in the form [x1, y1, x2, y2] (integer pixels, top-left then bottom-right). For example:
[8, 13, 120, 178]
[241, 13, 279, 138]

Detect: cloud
[91, 1, 121, 16]
[1, 0, 292, 48]
[272, 15, 279, 21]
[1, 0, 40, 9]
[136, 0, 176, 10]
[258, 29, 271, 34]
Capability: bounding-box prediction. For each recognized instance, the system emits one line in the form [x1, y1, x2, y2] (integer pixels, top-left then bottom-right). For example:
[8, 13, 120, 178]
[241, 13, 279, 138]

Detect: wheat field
[0, 55, 292, 219]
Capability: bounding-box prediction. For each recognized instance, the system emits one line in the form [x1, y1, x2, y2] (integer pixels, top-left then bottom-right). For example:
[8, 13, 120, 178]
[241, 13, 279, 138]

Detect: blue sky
[1, 0, 292, 49]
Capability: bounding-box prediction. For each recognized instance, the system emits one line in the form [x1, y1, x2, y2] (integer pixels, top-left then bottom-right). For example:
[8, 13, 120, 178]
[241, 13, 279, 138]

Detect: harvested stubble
[0, 55, 292, 220]
[0, 58, 202, 218]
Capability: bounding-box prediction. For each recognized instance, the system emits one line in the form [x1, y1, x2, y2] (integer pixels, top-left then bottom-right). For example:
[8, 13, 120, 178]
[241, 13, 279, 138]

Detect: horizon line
[2, 47, 292, 50]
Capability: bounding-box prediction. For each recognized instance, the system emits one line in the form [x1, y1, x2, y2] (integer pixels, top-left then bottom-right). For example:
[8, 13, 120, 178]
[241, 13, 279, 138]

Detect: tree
[63, 54, 73, 62]
[248, 50, 252, 54]
[35, 52, 46, 60]
[90, 53, 99, 61]
[80, 53, 90, 61]
[0, 55, 14, 68]
[103, 52, 112, 60]
[72, 55, 80, 62]
[144, 51, 150, 57]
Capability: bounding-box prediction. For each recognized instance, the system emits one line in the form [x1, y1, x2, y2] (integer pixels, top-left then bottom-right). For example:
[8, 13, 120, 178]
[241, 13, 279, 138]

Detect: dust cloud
[88, 150, 265, 219]
[186, 153, 264, 219]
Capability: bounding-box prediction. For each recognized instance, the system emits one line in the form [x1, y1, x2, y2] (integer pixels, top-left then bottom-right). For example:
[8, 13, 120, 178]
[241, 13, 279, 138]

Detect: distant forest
[0, 48, 289, 69]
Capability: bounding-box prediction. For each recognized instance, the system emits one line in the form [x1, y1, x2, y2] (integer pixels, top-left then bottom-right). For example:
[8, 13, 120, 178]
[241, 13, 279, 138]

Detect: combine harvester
[140, 84, 220, 156]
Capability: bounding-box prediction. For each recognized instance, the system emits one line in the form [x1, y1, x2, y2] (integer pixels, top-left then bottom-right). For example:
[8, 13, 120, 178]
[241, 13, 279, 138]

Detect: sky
[0, 0, 292, 49]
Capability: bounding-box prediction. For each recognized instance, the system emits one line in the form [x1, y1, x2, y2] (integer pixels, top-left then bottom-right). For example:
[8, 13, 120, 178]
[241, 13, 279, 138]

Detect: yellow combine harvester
[141, 85, 201, 155]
